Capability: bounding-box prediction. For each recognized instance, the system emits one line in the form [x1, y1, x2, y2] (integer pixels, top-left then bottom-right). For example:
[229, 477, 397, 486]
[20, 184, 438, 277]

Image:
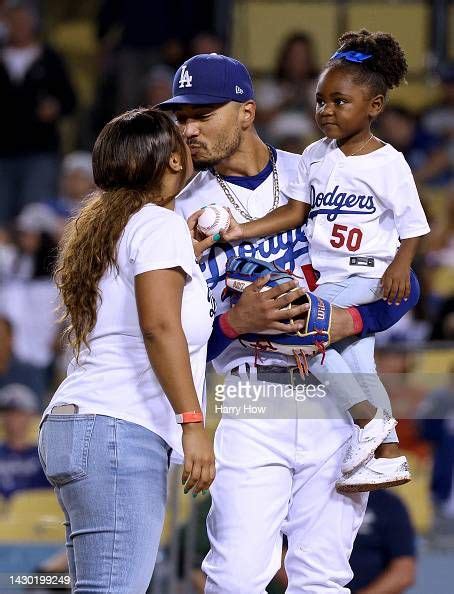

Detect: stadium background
[0, 0, 452, 592]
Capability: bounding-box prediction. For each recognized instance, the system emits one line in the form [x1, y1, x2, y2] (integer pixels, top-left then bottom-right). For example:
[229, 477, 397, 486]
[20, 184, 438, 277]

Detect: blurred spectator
[0, 214, 60, 403]
[0, 316, 47, 398]
[47, 151, 94, 219]
[0, 0, 8, 44]
[0, 383, 49, 499]
[348, 491, 416, 594]
[0, 1, 76, 227]
[255, 32, 318, 144]
[142, 65, 174, 108]
[190, 31, 224, 56]
[421, 63, 454, 168]
[418, 377, 454, 544]
[430, 297, 454, 340]
[96, 0, 216, 113]
[376, 106, 451, 186]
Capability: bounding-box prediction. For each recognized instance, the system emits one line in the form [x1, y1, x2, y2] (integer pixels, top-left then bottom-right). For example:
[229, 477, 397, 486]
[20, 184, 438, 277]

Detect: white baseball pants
[203, 411, 367, 593]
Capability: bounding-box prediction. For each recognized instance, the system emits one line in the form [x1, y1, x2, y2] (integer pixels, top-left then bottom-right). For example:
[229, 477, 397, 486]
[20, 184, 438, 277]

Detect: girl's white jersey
[285, 138, 430, 284]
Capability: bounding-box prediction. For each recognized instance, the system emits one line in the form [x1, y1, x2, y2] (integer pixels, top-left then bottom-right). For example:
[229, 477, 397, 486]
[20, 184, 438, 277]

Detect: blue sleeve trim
[207, 315, 234, 362]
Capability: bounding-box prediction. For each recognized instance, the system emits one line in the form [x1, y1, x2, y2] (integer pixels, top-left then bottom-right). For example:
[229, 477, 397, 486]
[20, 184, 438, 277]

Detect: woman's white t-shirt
[43, 204, 214, 462]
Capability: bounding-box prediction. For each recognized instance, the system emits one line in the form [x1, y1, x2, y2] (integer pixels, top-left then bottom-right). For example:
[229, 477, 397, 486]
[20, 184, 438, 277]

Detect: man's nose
[182, 121, 199, 138]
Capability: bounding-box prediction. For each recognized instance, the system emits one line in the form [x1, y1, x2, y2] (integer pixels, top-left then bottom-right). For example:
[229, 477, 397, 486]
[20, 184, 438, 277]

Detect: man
[159, 53, 419, 593]
[348, 491, 416, 594]
[0, 383, 49, 499]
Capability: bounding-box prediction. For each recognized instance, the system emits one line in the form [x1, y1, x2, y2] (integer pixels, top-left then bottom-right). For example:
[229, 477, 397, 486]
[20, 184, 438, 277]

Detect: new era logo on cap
[158, 53, 254, 108]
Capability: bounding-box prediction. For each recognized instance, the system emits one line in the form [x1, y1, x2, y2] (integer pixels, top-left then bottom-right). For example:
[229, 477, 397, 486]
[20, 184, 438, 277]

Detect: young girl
[223, 30, 430, 492]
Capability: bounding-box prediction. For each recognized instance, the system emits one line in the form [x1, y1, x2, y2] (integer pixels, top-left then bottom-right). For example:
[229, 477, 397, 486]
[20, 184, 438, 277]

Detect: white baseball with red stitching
[197, 205, 231, 236]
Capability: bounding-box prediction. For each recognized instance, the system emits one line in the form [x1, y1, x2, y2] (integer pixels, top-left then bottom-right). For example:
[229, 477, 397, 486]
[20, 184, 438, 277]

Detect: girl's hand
[381, 261, 411, 305]
[181, 424, 216, 496]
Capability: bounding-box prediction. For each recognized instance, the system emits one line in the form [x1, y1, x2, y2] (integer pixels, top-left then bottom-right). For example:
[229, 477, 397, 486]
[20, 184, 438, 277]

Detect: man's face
[1, 409, 31, 441]
[173, 103, 242, 168]
[0, 319, 12, 374]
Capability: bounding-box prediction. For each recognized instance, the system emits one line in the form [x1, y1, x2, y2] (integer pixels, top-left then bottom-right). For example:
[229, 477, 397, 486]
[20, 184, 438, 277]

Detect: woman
[38, 108, 215, 593]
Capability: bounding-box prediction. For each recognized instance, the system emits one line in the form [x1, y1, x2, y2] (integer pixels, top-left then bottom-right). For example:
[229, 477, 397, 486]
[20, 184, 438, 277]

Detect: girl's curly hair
[55, 108, 188, 360]
[326, 29, 408, 95]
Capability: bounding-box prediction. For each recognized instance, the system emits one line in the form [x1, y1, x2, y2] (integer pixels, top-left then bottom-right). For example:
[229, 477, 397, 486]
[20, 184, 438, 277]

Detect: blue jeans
[38, 414, 171, 593]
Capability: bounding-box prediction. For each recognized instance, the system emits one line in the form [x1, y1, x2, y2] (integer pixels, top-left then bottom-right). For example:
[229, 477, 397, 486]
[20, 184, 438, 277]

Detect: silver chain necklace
[213, 145, 280, 221]
[339, 134, 374, 157]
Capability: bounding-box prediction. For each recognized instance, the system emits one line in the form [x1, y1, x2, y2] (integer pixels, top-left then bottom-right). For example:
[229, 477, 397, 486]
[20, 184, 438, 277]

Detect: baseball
[197, 205, 231, 236]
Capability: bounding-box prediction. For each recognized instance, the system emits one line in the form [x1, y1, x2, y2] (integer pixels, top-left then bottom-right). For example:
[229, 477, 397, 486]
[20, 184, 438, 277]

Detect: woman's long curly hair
[55, 108, 189, 359]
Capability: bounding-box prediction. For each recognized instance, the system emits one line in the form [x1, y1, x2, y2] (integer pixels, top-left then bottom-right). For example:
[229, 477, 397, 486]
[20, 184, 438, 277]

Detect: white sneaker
[341, 409, 397, 474]
[336, 456, 411, 494]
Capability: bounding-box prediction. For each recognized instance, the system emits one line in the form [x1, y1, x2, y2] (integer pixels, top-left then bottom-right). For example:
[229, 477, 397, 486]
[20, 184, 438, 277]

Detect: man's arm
[207, 270, 420, 358]
[330, 269, 420, 343]
[207, 276, 310, 362]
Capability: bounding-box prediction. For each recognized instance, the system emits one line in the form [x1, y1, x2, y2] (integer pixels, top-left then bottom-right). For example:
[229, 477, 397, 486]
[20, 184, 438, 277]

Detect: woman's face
[283, 40, 312, 80]
[183, 141, 194, 182]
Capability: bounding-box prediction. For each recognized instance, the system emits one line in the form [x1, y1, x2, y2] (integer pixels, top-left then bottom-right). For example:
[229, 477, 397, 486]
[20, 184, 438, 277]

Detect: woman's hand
[187, 209, 219, 261]
[181, 423, 216, 496]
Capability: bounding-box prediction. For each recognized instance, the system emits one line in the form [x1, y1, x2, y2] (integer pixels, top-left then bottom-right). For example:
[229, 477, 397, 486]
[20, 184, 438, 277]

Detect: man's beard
[190, 129, 241, 170]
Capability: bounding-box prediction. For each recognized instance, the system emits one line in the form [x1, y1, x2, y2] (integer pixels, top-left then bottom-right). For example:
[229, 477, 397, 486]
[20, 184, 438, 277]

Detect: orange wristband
[175, 411, 204, 424]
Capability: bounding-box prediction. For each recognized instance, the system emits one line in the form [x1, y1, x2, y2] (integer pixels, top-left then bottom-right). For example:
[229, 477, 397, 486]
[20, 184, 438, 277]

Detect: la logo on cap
[178, 65, 193, 88]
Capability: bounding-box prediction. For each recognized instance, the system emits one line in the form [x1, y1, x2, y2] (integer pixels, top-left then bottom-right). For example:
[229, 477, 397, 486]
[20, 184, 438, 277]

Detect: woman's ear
[168, 152, 184, 173]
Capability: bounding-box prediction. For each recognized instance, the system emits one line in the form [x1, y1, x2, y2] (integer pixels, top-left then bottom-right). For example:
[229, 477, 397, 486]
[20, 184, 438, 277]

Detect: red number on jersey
[329, 224, 363, 252]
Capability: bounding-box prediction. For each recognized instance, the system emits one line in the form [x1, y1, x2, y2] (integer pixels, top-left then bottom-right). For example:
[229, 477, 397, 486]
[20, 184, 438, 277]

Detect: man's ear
[369, 94, 385, 118]
[240, 100, 256, 129]
[168, 152, 183, 173]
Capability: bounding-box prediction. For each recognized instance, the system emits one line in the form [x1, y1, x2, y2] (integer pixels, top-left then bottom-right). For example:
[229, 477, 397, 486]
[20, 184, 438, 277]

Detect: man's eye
[335, 99, 346, 105]
[316, 99, 325, 107]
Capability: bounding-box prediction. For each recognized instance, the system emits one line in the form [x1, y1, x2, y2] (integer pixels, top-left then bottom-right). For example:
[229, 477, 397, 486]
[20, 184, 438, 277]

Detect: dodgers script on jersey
[176, 149, 310, 373]
[284, 138, 430, 284]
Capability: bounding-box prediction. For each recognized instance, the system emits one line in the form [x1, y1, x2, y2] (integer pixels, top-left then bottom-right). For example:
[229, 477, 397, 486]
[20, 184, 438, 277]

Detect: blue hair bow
[330, 50, 372, 63]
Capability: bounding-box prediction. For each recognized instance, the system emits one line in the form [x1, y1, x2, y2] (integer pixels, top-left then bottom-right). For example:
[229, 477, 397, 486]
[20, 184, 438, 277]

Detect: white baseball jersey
[175, 149, 311, 374]
[284, 138, 430, 284]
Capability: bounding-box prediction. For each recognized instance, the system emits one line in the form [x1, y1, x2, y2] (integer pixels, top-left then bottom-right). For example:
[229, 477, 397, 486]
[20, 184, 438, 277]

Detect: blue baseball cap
[158, 53, 254, 108]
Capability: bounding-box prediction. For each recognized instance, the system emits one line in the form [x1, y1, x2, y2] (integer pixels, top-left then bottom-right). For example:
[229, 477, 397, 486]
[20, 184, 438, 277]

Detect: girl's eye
[316, 99, 325, 107]
[335, 99, 346, 105]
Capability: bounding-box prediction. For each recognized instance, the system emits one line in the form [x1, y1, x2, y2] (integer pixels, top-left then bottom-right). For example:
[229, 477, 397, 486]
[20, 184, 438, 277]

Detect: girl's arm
[135, 268, 215, 495]
[381, 237, 420, 305]
[222, 199, 310, 242]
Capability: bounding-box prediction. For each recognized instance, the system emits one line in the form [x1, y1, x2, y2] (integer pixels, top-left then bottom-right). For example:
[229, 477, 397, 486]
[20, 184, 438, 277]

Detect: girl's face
[315, 67, 383, 141]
